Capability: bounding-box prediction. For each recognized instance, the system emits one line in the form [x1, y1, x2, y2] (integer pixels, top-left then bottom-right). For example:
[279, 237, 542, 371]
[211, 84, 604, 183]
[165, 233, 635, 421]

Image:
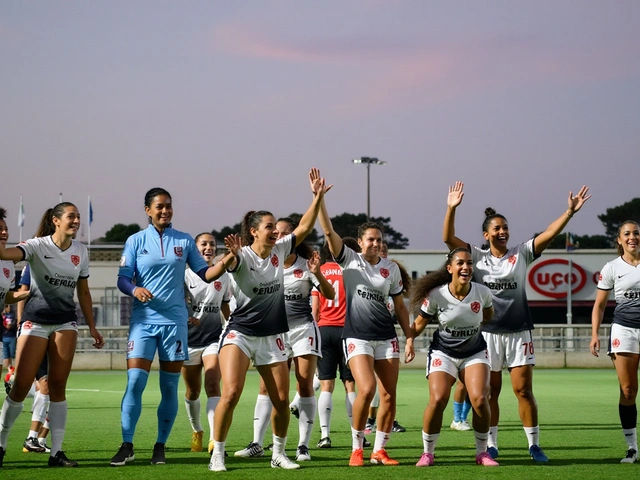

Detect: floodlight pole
[352, 157, 386, 220]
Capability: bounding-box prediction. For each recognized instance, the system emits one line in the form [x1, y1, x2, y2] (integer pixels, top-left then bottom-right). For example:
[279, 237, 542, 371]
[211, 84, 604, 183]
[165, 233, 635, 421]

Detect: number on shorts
[308, 336, 314, 347]
[326, 279, 340, 308]
[176, 340, 183, 354]
[276, 337, 285, 351]
[391, 339, 399, 353]
[523, 341, 534, 356]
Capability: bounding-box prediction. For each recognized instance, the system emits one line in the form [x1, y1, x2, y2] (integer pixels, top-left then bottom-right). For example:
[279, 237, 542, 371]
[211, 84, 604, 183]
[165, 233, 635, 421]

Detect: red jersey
[311, 262, 345, 327]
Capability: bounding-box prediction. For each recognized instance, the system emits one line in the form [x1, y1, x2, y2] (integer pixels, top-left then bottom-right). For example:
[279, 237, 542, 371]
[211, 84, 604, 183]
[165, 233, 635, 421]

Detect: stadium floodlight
[351, 157, 387, 220]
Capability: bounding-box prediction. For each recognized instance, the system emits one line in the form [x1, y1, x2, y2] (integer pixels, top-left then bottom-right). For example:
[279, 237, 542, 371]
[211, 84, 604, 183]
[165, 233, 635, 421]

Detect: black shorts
[317, 326, 353, 382]
[35, 356, 48, 381]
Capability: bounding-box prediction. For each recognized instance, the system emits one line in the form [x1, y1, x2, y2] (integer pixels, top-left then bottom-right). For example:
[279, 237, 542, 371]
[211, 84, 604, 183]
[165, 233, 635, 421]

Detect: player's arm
[76, 277, 104, 349]
[318, 197, 342, 258]
[443, 181, 469, 250]
[411, 313, 432, 338]
[482, 305, 494, 324]
[590, 288, 610, 357]
[311, 294, 319, 322]
[292, 168, 332, 247]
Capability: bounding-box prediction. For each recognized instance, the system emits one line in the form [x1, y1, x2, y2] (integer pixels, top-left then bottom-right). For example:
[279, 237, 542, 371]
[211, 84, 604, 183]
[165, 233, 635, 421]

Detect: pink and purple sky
[2, 1, 638, 248]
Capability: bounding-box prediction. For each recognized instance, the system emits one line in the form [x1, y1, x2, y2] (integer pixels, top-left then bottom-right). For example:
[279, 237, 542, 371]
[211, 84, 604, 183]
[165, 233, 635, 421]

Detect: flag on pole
[89, 199, 94, 225]
[566, 232, 576, 251]
[17, 196, 25, 227]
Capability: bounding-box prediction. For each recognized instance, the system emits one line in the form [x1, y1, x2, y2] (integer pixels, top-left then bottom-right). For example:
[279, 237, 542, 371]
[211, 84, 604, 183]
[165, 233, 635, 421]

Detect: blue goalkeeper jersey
[118, 224, 208, 325]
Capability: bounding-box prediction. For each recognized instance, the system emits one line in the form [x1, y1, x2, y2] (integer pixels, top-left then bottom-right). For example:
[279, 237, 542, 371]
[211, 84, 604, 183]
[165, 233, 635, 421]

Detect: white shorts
[285, 322, 322, 358]
[183, 342, 220, 366]
[483, 330, 535, 372]
[343, 337, 400, 364]
[18, 320, 78, 339]
[609, 324, 640, 355]
[219, 329, 288, 366]
[426, 349, 489, 378]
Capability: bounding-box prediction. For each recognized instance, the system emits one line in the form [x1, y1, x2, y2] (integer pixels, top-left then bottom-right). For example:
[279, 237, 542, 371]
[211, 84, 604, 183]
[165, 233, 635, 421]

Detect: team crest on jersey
[347, 343, 356, 354]
[422, 298, 429, 308]
[23, 321, 33, 330]
[174, 246, 183, 257]
[470, 301, 481, 313]
[271, 256, 279, 267]
[71, 255, 80, 266]
[127, 340, 134, 352]
[432, 358, 442, 367]
[598, 273, 603, 281]
[380, 268, 389, 278]
[227, 332, 237, 340]
[3, 268, 9, 278]
[612, 338, 621, 348]
[120, 255, 126, 267]
[294, 269, 303, 278]
[214, 281, 222, 291]
[508, 255, 517, 265]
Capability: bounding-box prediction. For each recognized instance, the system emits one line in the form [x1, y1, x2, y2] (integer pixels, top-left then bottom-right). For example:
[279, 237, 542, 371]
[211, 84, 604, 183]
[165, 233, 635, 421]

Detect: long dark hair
[410, 247, 470, 309]
[617, 220, 640, 257]
[35, 202, 76, 238]
[277, 217, 313, 259]
[0, 207, 6, 222]
[391, 258, 411, 294]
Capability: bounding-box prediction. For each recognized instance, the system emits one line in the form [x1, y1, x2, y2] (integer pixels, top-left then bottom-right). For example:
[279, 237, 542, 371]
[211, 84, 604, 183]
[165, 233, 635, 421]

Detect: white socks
[318, 391, 333, 438]
[253, 394, 272, 446]
[0, 397, 24, 449]
[297, 396, 316, 447]
[422, 431, 439, 454]
[523, 425, 539, 448]
[346, 392, 356, 426]
[488, 426, 498, 448]
[351, 427, 364, 451]
[48, 400, 68, 457]
[206, 396, 220, 441]
[184, 397, 202, 432]
[373, 430, 390, 453]
[475, 430, 489, 455]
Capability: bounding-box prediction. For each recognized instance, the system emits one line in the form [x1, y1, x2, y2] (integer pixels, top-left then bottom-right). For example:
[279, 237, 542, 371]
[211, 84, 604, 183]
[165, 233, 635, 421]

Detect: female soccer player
[0, 203, 104, 468]
[110, 188, 235, 467]
[410, 248, 497, 467]
[182, 233, 231, 454]
[235, 218, 334, 462]
[443, 181, 590, 462]
[590, 220, 640, 463]
[208, 168, 331, 472]
[318, 199, 414, 467]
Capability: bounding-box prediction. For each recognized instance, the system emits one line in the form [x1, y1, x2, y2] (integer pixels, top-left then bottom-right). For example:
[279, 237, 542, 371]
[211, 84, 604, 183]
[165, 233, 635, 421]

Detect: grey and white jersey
[337, 246, 403, 341]
[226, 234, 295, 337]
[185, 268, 232, 348]
[421, 283, 492, 358]
[470, 240, 539, 334]
[597, 257, 640, 329]
[17, 236, 89, 325]
[283, 255, 319, 328]
[0, 260, 15, 304]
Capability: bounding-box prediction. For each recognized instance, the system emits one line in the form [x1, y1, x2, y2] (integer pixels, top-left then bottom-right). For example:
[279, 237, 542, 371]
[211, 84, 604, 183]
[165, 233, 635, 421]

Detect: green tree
[541, 232, 613, 249]
[598, 198, 640, 240]
[212, 215, 321, 245]
[329, 213, 409, 249]
[102, 223, 142, 243]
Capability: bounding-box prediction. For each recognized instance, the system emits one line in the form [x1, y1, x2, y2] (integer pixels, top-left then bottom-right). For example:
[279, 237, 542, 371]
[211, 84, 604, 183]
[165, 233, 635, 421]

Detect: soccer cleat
[450, 420, 462, 430]
[529, 445, 549, 463]
[234, 441, 264, 458]
[191, 431, 203, 452]
[208, 452, 227, 471]
[38, 439, 51, 453]
[363, 436, 371, 448]
[290, 405, 300, 419]
[370, 449, 399, 466]
[110, 442, 135, 466]
[48, 451, 78, 467]
[458, 420, 471, 431]
[349, 448, 364, 467]
[317, 437, 332, 448]
[621, 448, 638, 464]
[364, 418, 375, 435]
[4, 369, 13, 394]
[23, 436, 46, 453]
[416, 452, 434, 467]
[486, 446, 499, 459]
[296, 445, 311, 461]
[151, 442, 166, 465]
[476, 451, 499, 466]
[392, 420, 406, 433]
[0, 446, 5, 468]
[208, 439, 214, 455]
[270, 453, 300, 469]
[264, 443, 273, 451]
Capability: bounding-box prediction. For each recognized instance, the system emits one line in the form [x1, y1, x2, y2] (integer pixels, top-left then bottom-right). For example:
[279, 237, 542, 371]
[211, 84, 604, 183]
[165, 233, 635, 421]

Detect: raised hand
[567, 186, 591, 215]
[307, 250, 321, 274]
[224, 234, 242, 257]
[447, 181, 465, 209]
[309, 168, 333, 198]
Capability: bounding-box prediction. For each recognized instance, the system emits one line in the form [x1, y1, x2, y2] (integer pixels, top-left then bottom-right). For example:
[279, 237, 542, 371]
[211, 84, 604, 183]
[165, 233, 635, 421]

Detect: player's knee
[620, 384, 638, 402]
[428, 392, 450, 411]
